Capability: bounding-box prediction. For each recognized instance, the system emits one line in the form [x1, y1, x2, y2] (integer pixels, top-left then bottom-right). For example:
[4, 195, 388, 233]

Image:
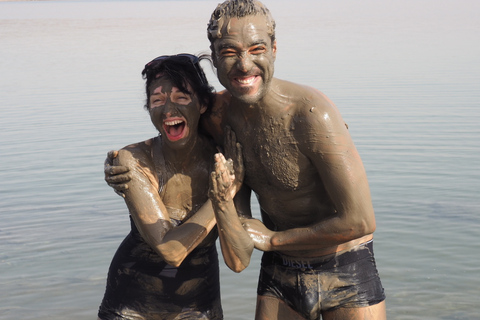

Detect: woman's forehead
[150, 76, 192, 94]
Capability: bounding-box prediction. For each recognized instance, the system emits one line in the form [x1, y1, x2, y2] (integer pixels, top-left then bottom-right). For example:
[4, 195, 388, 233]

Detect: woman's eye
[150, 98, 165, 107]
[174, 94, 191, 104]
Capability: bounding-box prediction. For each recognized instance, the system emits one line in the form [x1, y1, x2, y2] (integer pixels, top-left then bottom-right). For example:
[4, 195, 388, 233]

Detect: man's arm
[246, 90, 376, 252]
[104, 150, 131, 197]
[209, 152, 254, 273]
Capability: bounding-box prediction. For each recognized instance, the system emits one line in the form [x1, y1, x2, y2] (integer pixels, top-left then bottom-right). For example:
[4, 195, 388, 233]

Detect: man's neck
[230, 77, 284, 118]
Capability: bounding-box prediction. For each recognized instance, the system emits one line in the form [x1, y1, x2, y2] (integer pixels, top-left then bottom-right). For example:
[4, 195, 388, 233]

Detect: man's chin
[231, 87, 263, 104]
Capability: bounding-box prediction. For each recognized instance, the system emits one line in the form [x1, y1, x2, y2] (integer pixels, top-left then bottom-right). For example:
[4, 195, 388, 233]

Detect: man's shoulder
[275, 79, 336, 115]
[274, 79, 347, 131]
[201, 91, 230, 145]
[214, 89, 231, 110]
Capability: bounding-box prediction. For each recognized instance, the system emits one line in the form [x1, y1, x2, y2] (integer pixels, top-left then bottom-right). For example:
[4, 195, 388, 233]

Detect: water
[1, 0, 479, 319]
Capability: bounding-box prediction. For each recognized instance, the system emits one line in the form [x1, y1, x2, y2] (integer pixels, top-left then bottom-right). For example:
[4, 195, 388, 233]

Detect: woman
[98, 54, 223, 319]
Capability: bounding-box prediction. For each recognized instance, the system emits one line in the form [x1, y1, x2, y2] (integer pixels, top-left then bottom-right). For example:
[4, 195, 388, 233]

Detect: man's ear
[200, 104, 207, 114]
[212, 52, 218, 68]
[272, 40, 277, 59]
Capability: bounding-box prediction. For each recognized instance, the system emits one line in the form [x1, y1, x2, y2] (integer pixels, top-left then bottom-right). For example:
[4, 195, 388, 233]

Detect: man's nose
[236, 53, 253, 72]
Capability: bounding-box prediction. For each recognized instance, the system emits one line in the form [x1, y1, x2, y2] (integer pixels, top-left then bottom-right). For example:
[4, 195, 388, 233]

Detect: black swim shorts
[257, 240, 385, 319]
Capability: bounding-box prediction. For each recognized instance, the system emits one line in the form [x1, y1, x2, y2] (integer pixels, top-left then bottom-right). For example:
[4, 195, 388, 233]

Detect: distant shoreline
[0, 0, 60, 2]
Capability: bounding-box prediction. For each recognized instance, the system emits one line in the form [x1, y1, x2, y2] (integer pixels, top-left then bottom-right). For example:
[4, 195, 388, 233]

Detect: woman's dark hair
[141, 53, 215, 116]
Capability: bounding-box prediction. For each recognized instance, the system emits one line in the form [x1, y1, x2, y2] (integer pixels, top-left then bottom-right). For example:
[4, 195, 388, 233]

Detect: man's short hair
[207, 0, 276, 46]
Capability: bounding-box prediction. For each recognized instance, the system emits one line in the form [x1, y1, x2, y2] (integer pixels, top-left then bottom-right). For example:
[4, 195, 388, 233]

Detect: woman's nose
[163, 99, 178, 116]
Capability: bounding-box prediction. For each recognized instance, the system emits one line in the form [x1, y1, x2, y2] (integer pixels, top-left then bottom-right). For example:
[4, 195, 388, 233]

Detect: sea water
[1, 1, 479, 319]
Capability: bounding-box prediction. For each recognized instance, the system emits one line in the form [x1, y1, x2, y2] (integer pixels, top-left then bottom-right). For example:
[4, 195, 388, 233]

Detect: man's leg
[255, 295, 306, 320]
[322, 301, 386, 320]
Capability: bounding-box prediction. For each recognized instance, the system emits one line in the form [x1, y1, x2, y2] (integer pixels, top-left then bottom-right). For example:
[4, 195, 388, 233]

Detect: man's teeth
[237, 77, 255, 84]
[165, 120, 183, 126]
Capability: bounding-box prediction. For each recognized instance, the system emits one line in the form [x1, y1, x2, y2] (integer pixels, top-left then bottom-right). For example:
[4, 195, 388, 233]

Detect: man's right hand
[209, 153, 236, 204]
[104, 150, 131, 197]
[223, 126, 244, 193]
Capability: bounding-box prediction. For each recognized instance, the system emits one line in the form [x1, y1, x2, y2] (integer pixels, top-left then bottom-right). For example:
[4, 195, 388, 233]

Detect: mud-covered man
[205, 1, 386, 319]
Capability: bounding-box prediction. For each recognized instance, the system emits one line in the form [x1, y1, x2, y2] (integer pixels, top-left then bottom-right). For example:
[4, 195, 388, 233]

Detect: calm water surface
[1, 1, 479, 319]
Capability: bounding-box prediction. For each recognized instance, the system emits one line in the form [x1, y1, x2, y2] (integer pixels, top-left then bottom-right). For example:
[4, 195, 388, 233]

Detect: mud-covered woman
[98, 54, 224, 320]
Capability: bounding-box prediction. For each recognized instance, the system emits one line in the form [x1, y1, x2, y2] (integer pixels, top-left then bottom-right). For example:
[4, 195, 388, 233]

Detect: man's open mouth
[163, 118, 187, 141]
[234, 75, 258, 86]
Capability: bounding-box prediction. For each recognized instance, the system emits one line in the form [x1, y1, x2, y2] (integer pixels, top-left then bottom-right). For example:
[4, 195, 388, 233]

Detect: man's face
[212, 15, 276, 104]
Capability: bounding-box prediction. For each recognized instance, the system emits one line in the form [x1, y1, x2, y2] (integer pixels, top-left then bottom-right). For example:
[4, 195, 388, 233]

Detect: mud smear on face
[149, 77, 193, 142]
[213, 15, 276, 105]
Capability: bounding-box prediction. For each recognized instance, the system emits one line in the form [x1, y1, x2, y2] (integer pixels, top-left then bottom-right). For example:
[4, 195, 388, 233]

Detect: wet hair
[141, 54, 215, 116]
[207, 0, 276, 47]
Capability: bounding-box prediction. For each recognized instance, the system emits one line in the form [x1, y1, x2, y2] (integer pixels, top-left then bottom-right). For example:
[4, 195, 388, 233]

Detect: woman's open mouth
[163, 118, 187, 141]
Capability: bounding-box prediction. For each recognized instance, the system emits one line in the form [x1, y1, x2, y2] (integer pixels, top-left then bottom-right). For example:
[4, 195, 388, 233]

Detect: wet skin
[212, 15, 276, 105]
[104, 12, 385, 320]
[209, 15, 375, 258]
[100, 73, 227, 319]
[115, 76, 218, 267]
[206, 14, 385, 320]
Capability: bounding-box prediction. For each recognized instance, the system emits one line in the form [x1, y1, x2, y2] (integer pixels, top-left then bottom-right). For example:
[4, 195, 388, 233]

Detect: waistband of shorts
[262, 239, 374, 270]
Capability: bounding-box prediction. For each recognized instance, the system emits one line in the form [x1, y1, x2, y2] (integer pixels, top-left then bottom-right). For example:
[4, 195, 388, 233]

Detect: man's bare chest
[233, 118, 311, 192]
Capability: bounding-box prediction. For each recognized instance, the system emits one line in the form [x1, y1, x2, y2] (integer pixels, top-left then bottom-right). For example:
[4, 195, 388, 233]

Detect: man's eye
[220, 49, 236, 57]
[251, 46, 266, 54]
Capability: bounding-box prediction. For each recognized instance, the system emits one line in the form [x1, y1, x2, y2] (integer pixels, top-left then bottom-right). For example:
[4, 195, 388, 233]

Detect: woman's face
[148, 76, 206, 149]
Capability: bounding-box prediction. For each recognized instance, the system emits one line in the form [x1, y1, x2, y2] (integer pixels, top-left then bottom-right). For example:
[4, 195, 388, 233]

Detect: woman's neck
[160, 134, 208, 172]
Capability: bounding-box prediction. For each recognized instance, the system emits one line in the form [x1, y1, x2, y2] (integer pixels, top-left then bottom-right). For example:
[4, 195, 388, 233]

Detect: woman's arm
[116, 146, 216, 267]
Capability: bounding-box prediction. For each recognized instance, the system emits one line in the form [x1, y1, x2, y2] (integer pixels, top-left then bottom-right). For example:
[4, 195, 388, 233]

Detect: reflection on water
[1, 1, 479, 319]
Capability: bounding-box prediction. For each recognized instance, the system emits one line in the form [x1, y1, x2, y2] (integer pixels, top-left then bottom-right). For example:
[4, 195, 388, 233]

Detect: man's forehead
[219, 15, 270, 37]
[215, 15, 272, 48]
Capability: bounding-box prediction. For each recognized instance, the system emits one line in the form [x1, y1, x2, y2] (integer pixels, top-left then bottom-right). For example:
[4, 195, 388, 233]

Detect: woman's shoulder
[116, 138, 156, 167]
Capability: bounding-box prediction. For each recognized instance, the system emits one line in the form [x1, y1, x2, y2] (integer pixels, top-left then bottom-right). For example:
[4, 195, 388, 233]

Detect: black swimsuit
[98, 216, 223, 320]
[257, 240, 385, 319]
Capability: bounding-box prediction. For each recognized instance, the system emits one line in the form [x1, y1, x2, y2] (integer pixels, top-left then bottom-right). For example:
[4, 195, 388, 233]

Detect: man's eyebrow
[218, 40, 268, 50]
[250, 40, 268, 47]
[218, 43, 238, 50]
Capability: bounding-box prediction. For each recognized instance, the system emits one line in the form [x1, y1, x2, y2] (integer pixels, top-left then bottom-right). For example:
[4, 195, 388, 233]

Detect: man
[204, 1, 386, 319]
[105, 1, 386, 318]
